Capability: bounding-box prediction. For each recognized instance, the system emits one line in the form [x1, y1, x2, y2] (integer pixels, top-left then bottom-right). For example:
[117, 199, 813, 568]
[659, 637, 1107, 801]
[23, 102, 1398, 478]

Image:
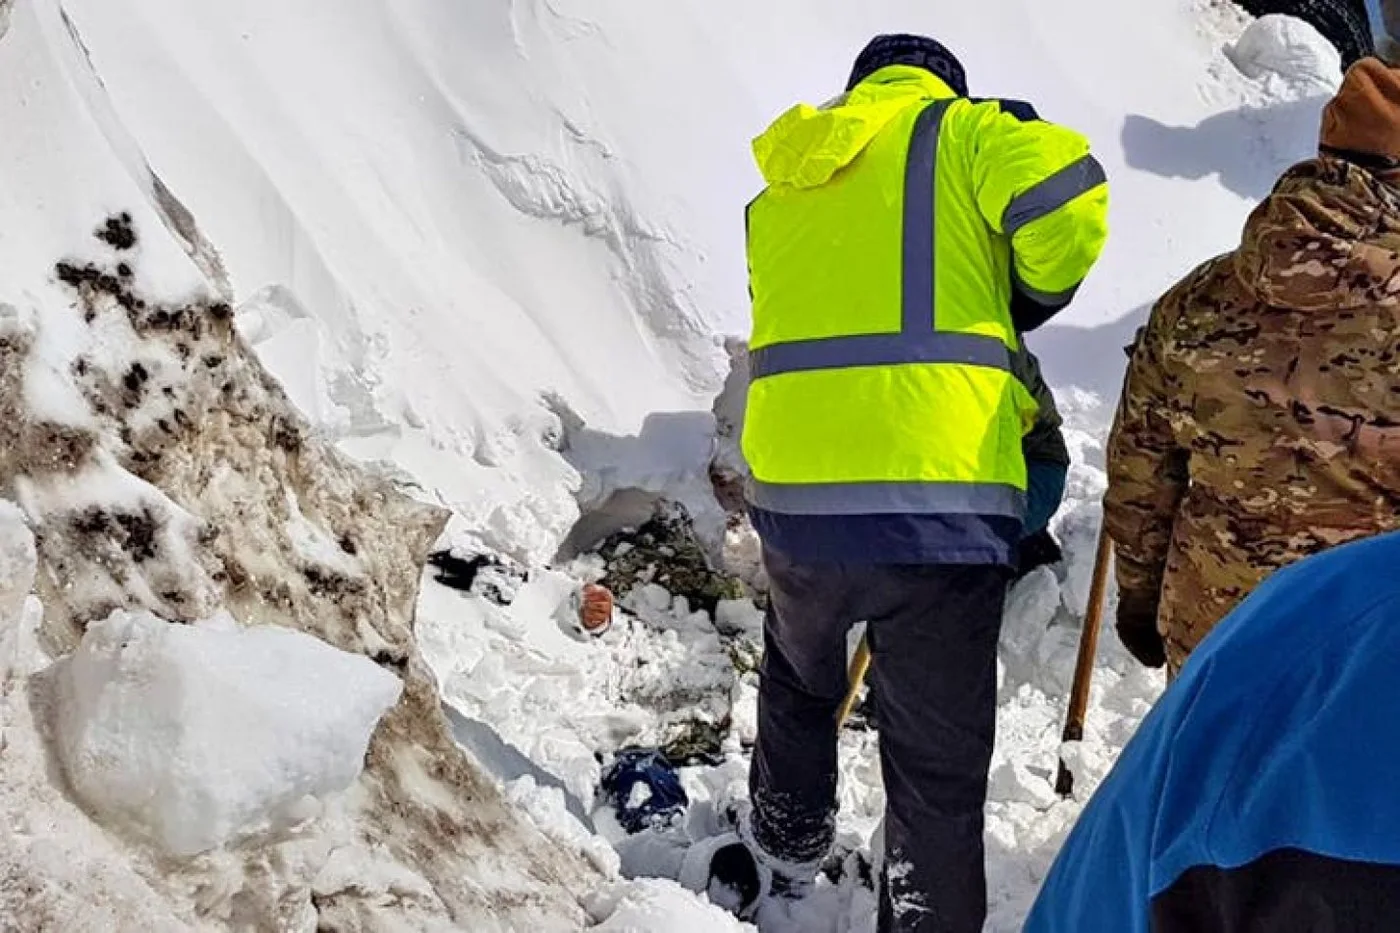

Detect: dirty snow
[0, 0, 604, 912]
[0, 502, 36, 624]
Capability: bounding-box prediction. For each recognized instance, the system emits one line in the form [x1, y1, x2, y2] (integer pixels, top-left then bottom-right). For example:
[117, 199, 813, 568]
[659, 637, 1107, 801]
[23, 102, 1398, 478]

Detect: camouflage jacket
[1105, 157, 1400, 670]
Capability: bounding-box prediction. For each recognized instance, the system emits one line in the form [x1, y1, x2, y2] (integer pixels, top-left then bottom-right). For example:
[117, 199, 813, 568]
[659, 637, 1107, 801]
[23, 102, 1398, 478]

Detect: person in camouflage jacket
[1105, 57, 1400, 675]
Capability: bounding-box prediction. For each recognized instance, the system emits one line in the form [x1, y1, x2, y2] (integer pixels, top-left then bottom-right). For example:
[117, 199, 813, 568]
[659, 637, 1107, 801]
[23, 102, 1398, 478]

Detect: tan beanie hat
[1321, 57, 1400, 164]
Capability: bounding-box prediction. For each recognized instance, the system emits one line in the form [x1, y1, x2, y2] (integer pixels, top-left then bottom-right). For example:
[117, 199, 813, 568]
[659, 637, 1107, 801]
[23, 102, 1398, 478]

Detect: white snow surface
[54, 609, 403, 856]
[1228, 14, 1344, 92]
[589, 878, 756, 932]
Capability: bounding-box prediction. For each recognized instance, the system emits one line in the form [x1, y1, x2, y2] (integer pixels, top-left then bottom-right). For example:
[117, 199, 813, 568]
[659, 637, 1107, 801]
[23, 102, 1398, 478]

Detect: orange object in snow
[580, 583, 614, 634]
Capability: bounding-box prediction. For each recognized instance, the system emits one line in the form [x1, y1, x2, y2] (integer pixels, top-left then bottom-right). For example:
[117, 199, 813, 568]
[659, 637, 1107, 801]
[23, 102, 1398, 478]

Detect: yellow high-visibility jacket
[742, 65, 1108, 563]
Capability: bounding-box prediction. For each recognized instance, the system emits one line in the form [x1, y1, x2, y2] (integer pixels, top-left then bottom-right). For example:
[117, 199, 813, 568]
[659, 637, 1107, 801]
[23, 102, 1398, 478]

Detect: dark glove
[1115, 594, 1166, 669]
[1013, 528, 1063, 582]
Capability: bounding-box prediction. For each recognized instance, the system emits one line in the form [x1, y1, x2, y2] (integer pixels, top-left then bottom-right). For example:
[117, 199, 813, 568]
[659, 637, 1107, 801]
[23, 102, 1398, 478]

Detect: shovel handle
[1055, 523, 1113, 796]
[836, 634, 873, 729]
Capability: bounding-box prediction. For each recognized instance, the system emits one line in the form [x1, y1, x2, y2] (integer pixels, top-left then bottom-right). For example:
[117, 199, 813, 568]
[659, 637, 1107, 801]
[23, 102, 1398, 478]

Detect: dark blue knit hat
[847, 34, 968, 96]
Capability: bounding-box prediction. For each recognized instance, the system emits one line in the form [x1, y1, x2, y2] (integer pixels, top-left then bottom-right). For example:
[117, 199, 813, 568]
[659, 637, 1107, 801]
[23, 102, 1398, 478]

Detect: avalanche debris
[53, 608, 404, 857]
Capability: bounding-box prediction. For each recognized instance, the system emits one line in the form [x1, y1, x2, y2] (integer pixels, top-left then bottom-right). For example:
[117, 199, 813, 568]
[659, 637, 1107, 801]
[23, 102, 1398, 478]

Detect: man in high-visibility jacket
[691, 35, 1109, 932]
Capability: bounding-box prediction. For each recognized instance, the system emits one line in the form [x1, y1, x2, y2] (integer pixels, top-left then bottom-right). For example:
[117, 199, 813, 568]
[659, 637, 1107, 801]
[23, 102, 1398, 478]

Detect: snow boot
[679, 832, 780, 920]
[678, 806, 819, 920]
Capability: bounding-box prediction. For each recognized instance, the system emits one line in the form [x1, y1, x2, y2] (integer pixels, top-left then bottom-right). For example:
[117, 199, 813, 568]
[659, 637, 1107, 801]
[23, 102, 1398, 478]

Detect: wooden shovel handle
[836, 634, 872, 729]
[1055, 524, 1113, 796]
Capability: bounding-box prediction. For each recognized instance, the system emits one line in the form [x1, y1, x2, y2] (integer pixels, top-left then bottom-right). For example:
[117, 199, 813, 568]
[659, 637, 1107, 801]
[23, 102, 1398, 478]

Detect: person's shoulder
[965, 97, 1040, 123]
[1141, 251, 1247, 350]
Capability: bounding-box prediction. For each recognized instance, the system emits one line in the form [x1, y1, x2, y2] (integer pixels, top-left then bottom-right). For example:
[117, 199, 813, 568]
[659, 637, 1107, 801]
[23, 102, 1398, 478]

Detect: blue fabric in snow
[600, 748, 689, 835]
[1024, 530, 1400, 933]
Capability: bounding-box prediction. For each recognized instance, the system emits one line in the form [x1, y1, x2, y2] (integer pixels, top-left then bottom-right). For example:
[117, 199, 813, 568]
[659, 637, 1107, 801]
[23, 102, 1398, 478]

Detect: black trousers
[749, 548, 1007, 933]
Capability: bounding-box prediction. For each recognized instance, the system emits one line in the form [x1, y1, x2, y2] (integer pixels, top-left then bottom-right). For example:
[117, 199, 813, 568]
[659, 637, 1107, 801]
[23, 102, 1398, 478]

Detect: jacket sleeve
[1012, 345, 1070, 467]
[1104, 303, 1190, 628]
[1012, 345, 1071, 536]
[972, 107, 1110, 332]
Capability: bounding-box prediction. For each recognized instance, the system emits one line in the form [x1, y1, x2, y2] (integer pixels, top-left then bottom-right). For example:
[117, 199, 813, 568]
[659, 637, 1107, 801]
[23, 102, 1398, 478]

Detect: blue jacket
[1025, 531, 1400, 932]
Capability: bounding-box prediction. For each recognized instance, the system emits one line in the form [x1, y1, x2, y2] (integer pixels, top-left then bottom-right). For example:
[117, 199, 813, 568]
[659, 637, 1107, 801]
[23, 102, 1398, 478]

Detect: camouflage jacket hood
[1236, 157, 1400, 312]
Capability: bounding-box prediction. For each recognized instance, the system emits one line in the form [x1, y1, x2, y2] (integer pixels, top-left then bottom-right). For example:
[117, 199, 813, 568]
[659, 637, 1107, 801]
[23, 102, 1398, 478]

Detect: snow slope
[0, 237, 600, 933]
[0, 0, 1352, 930]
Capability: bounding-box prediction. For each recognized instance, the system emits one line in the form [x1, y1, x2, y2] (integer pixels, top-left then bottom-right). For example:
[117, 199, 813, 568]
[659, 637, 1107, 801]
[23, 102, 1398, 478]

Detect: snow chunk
[626, 781, 654, 809]
[506, 775, 621, 877]
[0, 301, 35, 345]
[989, 760, 1059, 810]
[1227, 15, 1341, 93]
[714, 599, 763, 638]
[587, 878, 754, 932]
[0, 500, 36, 624]
[54, 609, 402, 856]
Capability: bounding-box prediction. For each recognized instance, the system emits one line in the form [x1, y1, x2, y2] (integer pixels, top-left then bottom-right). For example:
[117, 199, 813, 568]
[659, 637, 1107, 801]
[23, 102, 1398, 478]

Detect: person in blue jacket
[1024, 529, 1400, 932]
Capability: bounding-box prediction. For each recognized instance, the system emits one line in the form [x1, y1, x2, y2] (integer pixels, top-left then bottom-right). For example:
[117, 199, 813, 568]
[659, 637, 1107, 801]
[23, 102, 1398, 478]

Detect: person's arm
[972, 105, 1110, 331]
[1013, 345, 1070, 536]
[1104, 301, 1190, 668]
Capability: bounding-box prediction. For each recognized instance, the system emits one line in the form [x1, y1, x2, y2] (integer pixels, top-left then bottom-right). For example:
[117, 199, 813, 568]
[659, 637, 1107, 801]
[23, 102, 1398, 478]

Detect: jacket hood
[751, 66, 954, 189]
[1235, 157, 1400, 312]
